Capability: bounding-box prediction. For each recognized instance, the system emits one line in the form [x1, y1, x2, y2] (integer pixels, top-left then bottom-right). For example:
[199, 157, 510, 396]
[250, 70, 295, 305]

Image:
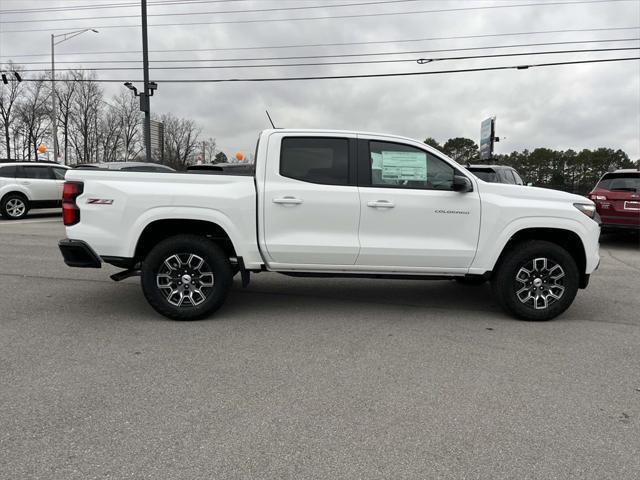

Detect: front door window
[370, 141, 455, 191]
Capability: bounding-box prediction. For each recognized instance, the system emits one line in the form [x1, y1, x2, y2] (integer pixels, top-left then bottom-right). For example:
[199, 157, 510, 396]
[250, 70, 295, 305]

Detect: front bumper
[58, 239, 102, 268]
[600, 222, 640, 231]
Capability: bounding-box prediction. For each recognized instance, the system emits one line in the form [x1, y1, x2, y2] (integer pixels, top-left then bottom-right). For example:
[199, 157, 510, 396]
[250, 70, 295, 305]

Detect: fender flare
[1, 187, 32, 203]
[126, 206, 245, 259]
[476, 216, 590, 272]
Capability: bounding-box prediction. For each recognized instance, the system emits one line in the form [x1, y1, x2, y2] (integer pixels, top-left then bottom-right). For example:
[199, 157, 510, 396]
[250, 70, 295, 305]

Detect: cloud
[1, 0, 638, 158]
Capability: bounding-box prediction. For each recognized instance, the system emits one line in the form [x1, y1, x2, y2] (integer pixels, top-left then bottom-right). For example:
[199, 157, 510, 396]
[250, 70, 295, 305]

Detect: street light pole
[50, 28, 98, 164]
[141, 0, 152, 162]
[51, 34, 57, 163]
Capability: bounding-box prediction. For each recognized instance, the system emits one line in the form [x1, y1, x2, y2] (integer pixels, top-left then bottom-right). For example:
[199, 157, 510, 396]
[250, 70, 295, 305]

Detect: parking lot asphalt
[0, 216, 639, 480]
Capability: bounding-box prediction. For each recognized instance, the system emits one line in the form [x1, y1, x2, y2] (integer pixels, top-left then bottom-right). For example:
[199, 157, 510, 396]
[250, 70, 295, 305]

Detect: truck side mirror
[453, 175, 473, 192]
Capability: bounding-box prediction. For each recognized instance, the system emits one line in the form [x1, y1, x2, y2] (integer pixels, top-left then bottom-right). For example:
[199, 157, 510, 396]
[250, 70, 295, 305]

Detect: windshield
[596, 172, 640, 192]
[469, 168, 499, 183]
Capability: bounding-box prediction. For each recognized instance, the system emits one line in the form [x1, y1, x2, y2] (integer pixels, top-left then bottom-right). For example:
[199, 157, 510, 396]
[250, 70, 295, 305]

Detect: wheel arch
[492, 227, 588, 287]
[134, 218, 238, 263]
[1, 189, 31, 204]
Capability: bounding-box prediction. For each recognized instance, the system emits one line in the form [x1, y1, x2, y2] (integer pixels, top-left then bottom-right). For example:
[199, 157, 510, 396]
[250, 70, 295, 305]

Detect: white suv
[0, 162, 70, 220]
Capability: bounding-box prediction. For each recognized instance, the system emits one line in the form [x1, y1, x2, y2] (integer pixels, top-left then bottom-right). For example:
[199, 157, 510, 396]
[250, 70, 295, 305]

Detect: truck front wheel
[491, 240, 579, 321]
[141, 235, 233, 320]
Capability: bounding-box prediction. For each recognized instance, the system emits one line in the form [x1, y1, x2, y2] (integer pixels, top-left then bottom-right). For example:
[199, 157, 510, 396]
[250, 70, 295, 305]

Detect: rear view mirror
[453, 175, 473, 192]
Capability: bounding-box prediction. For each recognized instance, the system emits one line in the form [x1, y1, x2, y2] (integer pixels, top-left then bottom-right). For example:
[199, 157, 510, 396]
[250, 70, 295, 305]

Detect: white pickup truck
[59, 129, 600, 321]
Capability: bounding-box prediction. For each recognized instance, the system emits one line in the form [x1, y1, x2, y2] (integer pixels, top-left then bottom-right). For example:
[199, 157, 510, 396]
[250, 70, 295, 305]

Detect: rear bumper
[58, 239, 102, 268]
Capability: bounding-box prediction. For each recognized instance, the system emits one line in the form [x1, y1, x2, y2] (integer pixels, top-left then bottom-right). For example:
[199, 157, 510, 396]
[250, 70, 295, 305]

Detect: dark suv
[589, 169, 640, 231]
[467, 165, 524, 185]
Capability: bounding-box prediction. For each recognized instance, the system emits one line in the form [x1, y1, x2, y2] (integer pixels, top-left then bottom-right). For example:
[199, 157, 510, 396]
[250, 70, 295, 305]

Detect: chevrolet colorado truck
[58, 129, 600, 321]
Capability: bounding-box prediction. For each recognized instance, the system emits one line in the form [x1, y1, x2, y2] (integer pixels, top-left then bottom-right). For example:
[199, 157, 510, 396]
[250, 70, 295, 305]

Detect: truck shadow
[223, 274, 503, 320]
[599, 231, 640, 250]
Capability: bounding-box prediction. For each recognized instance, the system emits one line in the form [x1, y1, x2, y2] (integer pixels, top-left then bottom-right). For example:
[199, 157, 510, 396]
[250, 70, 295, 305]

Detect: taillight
[62, 181, 84, 226]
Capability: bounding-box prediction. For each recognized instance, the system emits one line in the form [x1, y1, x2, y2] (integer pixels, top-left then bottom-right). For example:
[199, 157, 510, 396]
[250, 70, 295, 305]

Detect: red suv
[588, 169, 640, 231]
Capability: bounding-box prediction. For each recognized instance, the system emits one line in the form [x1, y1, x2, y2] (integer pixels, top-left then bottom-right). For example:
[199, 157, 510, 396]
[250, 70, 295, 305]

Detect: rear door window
[512, 170, 524, 185]
[280, 137, 349, 186]
[51, 167, 67, 179]
[470, 168, 498, 183]
[0, 165, 17, 178]
[502, 169, 517, 184]
[17, 165, 55, 179]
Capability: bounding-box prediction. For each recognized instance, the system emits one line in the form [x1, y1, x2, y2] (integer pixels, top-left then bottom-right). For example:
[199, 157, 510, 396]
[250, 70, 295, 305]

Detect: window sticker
[381, 150, 427, 181]
[371, 152, 383, 170]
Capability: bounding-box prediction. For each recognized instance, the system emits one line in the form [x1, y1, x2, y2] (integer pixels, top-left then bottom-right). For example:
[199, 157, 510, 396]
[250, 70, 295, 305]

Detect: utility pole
[141, 0, 152, 162]
[51, 34, 58, 163]
[123, 2, 156, 162]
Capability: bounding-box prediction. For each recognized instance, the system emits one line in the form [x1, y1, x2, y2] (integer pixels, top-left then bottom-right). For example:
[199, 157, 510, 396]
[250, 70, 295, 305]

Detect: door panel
[357, 187, 480, 268]
[356, 138, 481, 270]
[16, 166, 58, 201]
[262, 134, 361, 265]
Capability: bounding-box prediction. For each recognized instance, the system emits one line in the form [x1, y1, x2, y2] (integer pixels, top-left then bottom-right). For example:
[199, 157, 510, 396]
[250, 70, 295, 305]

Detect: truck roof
[0, 161, 69, 167]
[260, 128, 421, 144]
[467, 165, 514, 170]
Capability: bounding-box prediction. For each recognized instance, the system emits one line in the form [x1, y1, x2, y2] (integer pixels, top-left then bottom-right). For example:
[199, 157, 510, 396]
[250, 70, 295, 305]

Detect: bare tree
[69, 72, 103, 163]
[113, 91, 142, 161]
[160, 112, 201, 170]
[10, 122, 29, 161]
[56, 71, 80, 165]
[0, 62, 24, 159]
[17, 74, 51, 160]
[98, 102, 122, 163]
[202, 137, 217, 163]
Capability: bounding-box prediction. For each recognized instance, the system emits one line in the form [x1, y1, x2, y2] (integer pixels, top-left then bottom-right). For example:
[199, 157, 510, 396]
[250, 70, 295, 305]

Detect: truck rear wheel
[491, 240, 579, 321]
[141, 234, 233, 320]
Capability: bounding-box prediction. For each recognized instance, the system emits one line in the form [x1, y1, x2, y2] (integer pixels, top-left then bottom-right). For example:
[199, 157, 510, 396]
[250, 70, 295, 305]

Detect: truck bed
[64, 169, 261, 265]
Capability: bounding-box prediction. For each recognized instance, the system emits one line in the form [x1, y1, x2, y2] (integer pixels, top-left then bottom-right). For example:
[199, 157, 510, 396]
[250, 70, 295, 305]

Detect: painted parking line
[0, 218, 62, 225]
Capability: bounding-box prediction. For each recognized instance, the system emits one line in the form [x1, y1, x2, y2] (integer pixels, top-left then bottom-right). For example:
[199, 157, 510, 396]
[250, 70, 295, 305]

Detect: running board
[110, 268, 141, 282]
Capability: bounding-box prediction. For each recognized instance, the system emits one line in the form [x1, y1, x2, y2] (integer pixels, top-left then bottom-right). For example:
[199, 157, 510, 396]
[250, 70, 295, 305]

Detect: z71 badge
[87, 199, 114, 205]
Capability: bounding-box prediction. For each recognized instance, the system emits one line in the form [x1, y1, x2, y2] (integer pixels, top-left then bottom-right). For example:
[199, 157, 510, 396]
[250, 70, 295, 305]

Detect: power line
[2, 26, 637, 59]
[12, 57, 640, 83]
[0, 0, 251, 15]
[1, 0, 633, 34]
[0, 0, 423, 24]
[9, 38, 638, 65]
[16, 47, 640, 72]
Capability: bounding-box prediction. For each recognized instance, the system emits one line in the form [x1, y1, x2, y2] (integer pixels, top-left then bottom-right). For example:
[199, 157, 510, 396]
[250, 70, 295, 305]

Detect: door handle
[273, 196, 303, 205]
[367, 200, 395, 208]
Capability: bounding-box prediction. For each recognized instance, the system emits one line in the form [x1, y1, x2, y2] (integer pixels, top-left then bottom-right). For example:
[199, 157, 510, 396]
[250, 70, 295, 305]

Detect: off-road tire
[491, 240, 579, 321]
[141, 234, 233, 320]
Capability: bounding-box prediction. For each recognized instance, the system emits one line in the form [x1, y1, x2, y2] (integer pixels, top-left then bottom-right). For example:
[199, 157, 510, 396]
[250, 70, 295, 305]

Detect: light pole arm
[53, 28, 98, 46]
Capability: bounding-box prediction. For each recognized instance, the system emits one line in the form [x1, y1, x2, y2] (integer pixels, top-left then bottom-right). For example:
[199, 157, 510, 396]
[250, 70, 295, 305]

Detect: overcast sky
[1, 0, 639, 159]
